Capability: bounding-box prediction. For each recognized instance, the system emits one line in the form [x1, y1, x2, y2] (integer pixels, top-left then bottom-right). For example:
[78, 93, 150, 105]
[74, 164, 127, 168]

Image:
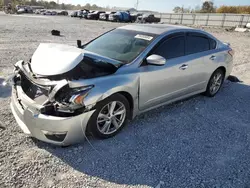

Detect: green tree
[217, 5, 250, 14]
[92, 4, 98, 10]
[30, 0, 37, 5]
[85, 3, 91, 10]
[173, 6, 182, 13]
[183, 7, 191, 13]
[49, 1, 56, 9]
[61, 3, 65, 9]
[194, 5, 201, 13]
[201, 1, 216, 13]
[76, 4, 81, 9]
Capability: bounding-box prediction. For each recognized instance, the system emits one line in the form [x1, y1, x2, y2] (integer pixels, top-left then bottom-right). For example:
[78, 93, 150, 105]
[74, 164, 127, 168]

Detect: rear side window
[209, 38, 217, 49]
[153, 36, 185, 60]
[186, 35, 210, 55]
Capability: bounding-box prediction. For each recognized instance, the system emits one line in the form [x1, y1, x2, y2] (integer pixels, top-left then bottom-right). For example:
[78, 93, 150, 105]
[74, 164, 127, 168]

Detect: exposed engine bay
[12, 54, 119, 118]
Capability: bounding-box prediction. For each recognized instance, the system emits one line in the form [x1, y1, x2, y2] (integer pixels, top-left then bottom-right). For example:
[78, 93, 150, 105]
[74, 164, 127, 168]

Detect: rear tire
[205, 69, 225, 97]
[87, 94, 130, 139]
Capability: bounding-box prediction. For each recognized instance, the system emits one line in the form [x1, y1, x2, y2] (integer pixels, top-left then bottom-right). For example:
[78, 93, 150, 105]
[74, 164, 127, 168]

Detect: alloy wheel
[97, 101, 126, 135]
[209, 72, 223, 95]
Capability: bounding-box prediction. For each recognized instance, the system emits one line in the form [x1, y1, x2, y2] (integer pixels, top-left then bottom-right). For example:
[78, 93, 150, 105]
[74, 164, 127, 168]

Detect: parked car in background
[82, 9, 90, 18]
[17, 8, 25, 14]
[16, 5, 33, 13]
[108, 12, 116, 21]
[77, 10, 83, 17]
[57, 10, 68, 16]
[70, 11, 78, 17]
[137, 14, 161, 23]
[26, 7, 33, 13]
[78, 9, 89, 18]
[99, 11, 116, 21]
[87, 11, 105, 20]
[130, 13, 142, 22]
[110, 11, 131, 22]
[51, 11, 57, 16]
[42, 10, 51, 15]
[5, 24, 234, 145]
[35, 9, 45, 14]
[16, 6, 33, 14]
[39, 9, 46, 14]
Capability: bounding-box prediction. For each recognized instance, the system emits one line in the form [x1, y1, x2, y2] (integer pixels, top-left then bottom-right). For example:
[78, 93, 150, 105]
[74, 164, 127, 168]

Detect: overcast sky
[58, 0, 250, 12]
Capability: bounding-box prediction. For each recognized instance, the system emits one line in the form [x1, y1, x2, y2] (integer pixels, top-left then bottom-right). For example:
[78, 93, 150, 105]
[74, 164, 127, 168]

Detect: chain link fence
[155, 13, 250, 27]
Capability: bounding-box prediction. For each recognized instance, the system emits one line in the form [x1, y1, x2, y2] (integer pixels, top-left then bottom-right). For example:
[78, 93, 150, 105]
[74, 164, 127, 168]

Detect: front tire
[205, 69, 225, 97]
[87, 94, 130, 139]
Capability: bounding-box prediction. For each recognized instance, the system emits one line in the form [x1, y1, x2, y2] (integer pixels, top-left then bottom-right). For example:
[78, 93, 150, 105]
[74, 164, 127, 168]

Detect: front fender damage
[72, 75, 140, 117]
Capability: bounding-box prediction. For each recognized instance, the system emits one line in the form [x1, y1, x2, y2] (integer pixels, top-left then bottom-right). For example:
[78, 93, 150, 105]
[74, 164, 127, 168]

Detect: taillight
[228, 49, 234, 57]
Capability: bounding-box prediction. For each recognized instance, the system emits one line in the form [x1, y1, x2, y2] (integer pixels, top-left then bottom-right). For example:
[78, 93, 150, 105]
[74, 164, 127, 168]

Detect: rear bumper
[11, 86, 95, 146]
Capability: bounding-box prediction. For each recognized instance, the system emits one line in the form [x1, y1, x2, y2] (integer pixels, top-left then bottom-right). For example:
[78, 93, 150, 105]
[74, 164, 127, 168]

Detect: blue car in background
[109, 11, 131, 22]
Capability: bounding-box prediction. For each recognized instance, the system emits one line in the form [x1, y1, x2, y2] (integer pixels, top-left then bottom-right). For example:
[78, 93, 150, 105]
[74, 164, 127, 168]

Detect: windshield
[84, 29, 157, 64]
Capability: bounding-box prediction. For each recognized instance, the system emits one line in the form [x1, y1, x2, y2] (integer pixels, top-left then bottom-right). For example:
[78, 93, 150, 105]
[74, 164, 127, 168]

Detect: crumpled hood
[31, 43, 83, 76]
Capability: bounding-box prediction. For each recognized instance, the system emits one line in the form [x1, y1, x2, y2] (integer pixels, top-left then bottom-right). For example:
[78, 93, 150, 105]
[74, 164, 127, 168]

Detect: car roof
[119, 24, 195, 35]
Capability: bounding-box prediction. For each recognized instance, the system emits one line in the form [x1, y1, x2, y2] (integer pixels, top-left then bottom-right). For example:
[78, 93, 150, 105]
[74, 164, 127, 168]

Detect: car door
[139, 33, 189, 111]
[184, 32, 216, 91]
[139, 32, 214, 111]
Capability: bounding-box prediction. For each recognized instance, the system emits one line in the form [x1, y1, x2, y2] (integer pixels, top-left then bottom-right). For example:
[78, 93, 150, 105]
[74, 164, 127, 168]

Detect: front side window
[152, 36, 185, 60]
[84, 29, 157, 64]
[186, 35, 210, 55]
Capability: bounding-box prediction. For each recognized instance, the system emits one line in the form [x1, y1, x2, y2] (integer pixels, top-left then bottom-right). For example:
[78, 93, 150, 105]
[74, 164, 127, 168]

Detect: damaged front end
[3, 43, 122, 145]
[4, 60, 99, 145]
[11, 61, 92, 117]
[8, 60, 94, 118]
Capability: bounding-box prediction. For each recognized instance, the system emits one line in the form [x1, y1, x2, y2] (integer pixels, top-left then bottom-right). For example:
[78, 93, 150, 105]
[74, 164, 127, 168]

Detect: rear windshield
[84, 29, 158, 64]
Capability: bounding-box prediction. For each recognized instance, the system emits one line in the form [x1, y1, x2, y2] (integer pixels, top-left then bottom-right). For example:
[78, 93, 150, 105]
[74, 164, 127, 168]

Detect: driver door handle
[210, 55, 217, 61]
[179, 64, 188, 70]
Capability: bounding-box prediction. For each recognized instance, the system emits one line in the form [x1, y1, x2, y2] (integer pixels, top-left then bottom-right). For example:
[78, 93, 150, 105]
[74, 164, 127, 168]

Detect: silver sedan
[5, 24, 234, 145]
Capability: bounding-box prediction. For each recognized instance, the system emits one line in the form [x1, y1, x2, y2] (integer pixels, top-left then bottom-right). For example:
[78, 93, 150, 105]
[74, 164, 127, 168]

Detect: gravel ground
[0, 13, 250, 188]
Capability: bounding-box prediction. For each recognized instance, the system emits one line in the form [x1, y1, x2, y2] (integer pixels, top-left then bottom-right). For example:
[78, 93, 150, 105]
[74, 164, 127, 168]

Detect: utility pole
[135, 0, 139, 10]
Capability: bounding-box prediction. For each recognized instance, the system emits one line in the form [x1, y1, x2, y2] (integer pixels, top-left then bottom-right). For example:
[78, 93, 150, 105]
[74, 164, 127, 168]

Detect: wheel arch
[115, 91, 134, 119]
[217, 66, 226, 77]
[93, 91, 135, 120]
[204, 66, 226, 97]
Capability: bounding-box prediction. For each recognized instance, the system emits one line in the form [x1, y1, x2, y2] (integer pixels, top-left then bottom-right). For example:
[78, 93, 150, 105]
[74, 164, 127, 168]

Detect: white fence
[155, 13, 250, 27]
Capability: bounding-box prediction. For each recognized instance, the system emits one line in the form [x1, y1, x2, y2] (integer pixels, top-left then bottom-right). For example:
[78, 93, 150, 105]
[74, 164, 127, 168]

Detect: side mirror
[146, 54, 166, 66]
[77, 40, 82, 48]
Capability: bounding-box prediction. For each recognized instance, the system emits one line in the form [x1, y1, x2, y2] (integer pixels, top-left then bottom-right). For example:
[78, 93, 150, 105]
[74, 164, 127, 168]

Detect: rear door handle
[210, 55, 216, 60]
[179, 64, 188, 70]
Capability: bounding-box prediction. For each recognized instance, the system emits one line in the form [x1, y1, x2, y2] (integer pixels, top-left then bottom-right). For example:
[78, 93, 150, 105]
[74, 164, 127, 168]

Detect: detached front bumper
[11, 86, 95, 146]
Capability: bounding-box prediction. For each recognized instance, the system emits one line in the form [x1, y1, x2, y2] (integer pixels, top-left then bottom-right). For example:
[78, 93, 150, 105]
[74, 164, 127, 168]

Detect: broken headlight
[41, 85, 94, 117]
[56, 85, 94, 109]
[68, 85, 93, 105]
